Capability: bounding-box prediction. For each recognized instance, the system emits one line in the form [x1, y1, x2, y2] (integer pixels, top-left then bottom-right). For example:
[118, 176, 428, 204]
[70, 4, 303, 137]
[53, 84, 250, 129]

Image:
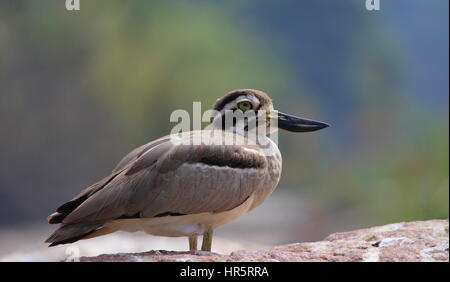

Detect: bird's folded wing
[61, 131, 269, 225]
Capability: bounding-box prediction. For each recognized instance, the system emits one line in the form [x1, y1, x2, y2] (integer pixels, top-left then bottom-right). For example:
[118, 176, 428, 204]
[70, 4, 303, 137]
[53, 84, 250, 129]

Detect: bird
[45, 89, 328, 252]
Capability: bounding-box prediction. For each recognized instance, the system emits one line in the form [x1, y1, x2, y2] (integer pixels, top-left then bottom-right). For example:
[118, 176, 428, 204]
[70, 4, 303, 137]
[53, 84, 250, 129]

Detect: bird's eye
[237, 101, 253, 112]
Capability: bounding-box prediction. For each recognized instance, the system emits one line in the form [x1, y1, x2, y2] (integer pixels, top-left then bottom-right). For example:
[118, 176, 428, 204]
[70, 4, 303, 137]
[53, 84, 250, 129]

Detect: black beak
[275, 111, 329, 132]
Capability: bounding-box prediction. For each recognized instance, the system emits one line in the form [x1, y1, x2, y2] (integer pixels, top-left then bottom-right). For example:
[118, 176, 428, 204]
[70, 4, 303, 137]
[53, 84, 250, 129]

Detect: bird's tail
[45, 222, 103, 247]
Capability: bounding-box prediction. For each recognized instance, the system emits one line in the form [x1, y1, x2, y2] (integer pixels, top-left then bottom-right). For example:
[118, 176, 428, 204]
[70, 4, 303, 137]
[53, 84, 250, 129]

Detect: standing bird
[45, 89, 328, 251]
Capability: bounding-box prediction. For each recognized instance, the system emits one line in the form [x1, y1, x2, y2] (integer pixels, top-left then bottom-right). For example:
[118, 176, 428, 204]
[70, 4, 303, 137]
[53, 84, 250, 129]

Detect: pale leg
[188, 235, 198, 251]
[201, 228, 213, 251]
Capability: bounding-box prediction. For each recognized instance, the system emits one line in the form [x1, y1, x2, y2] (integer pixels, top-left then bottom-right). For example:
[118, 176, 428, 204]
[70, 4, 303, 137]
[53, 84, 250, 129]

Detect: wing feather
[58, 131, 270, 226]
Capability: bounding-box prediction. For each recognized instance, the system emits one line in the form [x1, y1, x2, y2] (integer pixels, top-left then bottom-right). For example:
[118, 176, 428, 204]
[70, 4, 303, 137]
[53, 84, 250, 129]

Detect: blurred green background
[0, 0, 448, 256]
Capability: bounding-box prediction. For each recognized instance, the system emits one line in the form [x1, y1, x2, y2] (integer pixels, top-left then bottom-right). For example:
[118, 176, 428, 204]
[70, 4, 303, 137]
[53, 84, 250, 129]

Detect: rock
[79, 219, 449, 262]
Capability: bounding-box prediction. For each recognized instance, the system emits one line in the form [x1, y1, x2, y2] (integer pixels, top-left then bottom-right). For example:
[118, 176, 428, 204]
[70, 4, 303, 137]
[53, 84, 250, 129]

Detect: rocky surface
[79, 219, 449, 262]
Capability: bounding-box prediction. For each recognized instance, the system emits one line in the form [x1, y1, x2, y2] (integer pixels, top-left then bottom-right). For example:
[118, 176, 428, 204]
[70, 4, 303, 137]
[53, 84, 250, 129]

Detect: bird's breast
[249, 142, 282, 211]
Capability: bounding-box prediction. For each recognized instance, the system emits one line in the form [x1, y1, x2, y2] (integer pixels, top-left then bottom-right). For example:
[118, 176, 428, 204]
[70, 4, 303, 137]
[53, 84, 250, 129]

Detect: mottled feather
[46, 130, 279, 245]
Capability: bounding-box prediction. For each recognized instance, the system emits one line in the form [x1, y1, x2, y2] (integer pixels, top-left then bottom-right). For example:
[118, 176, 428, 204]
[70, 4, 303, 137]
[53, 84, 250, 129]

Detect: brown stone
[79, 219, 449, 262]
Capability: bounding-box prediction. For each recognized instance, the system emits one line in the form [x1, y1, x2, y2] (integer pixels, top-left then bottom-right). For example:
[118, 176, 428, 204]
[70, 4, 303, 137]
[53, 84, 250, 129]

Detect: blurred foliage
[0, 0, 448, 235]
[0, 0, 292, 225]
[87, 1, 291, 141]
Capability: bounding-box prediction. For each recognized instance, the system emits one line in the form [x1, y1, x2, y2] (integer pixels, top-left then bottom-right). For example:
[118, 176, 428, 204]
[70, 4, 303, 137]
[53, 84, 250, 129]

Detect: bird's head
[210, 89, 329, 135]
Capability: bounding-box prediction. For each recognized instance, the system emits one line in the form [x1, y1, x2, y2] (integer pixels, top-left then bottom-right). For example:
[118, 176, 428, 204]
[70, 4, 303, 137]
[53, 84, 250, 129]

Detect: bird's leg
[188, 235, 198, 251]
[201, 228, 213, 252]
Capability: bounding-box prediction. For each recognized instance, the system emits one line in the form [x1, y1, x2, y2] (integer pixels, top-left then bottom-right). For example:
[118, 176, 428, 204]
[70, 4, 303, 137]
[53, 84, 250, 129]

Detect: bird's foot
[189, 250, 216, 256]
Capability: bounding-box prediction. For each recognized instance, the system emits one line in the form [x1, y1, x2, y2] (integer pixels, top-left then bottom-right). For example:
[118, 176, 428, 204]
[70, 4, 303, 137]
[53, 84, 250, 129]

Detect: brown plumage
[46, 131, 276, 246]
[213, 89, 272, 112]
[45, 89, 328, 251]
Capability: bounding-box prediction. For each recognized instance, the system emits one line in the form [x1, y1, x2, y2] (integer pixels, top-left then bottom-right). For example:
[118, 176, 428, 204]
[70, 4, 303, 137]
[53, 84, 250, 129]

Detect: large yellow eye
[237, 101, 253, 112]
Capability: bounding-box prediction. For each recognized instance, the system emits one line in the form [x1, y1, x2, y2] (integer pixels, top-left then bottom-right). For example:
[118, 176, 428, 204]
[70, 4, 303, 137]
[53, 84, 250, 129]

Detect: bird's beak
[270, 111, 329, 132]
